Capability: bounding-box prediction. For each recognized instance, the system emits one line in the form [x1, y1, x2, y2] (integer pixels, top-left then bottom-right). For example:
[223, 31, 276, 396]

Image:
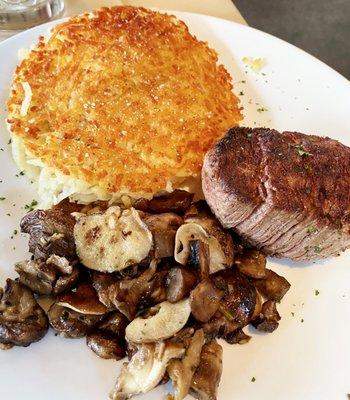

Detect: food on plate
[0, 191, 291, 400]
[0, 279, 48, 348]
[202, 126, 350, 260]
[190, 340, 223, 400]
[7, 6, 242, 208]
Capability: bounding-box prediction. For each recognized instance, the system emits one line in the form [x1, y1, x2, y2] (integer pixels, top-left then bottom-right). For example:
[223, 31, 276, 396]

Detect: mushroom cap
[125, 299, 191, 343]
[74, 206, 153, 272]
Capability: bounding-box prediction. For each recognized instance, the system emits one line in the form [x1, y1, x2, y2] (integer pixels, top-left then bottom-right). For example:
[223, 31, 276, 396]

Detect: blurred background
[235, 0, 350, 79]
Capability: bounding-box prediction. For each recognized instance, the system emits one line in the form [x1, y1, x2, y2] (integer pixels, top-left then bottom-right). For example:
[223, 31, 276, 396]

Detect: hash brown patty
[7, 6, 242, 204]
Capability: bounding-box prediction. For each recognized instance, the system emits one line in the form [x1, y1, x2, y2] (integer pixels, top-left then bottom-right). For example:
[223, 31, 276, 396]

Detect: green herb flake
[314, 245, 322, 254]
[295, 145, 312, 157]
[239, 91, 244, 96]
[301, 319, 304, 323]
[7, 139, 12, 145]
[19, 171, 25, 176]
[307, 225, 317, 234]
[24, 199, 38, 212]
[257, 107, 268, 113]
[315, 290, 320, 296]
[0, 197, 5, 201]
[251, 377, 256, 382]
[291, 312, 295, 317]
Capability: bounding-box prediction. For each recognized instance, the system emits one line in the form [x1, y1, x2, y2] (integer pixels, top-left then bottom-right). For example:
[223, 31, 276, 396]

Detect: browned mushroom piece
[92, 261, 159, 321]
[20, 199, 81, 260]
[202, 268, 257, 341]
[86, 311, 128, 360]
[190, 340, 223, 400]
[188, 240, 210, 280]
[0, 279, 48, 348]
[254, 269, 291, 301]
[91, 271, 120, 309]
[15, 255, 80, 295]
[48, 281, 107, 338]
[143, 213, 183, 259]
[189, 280, 224, 323]
[57, 282, 108, 315]
[48, 303, 102, 338]
[175, 205, 234, 274]
[223, 329, 251, 345]
[235, 249, 267, 279]
[147, 270, 168, 305]
[134, 190, 194, 214]
[251, 300, 281, 333]
[167, 329, 205, 400]
[87, 331, 126, 360]
[166, 267, 197, 303]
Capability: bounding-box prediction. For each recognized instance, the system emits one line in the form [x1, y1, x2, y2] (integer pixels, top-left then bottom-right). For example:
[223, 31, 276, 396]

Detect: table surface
[0, 0, 246, 42]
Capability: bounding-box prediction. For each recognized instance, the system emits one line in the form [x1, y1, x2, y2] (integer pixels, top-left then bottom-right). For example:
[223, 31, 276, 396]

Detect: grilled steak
[202, 127, 350, 260]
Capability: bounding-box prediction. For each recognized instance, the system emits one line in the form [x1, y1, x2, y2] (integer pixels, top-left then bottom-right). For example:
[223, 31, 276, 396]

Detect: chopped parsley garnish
[0, 197, 5, 201]
[251, 377, 256, 382]
[24, 200, 38, 211]
[313, 245, 322, 254]
[295, 145, 312, 157]
[7, 139, 12, 145]
[307, 225, 317, 234]
[239, 91, 244, 96]
[291, 312, 295, 317]
[301, 319, 304, 323]
[315, 290, 320, 296]
[257, 107, 268, 113]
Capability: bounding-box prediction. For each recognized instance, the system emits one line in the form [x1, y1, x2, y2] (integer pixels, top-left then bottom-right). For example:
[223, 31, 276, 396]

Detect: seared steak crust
[202, 127, 350, 260]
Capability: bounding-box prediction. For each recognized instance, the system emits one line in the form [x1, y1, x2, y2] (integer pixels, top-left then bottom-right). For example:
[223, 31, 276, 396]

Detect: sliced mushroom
[20, 199, 81, 260]
[57, 282, 107, 315]
[187, 240, 210, 280]
[143, 213, 183, 259]
[175, 215, 234, 274]
[48, 303, 102, 338]
[125, 299, 191, 343]
[166, 267, 197, 303]
[106, 262, 157, 320]
[251, 300, 281, 333]
[110, 341, 185, 400]
[0, 279, 48, 348]
[15, 256, 79, 295]
[168, 329, 205, 400]
[235, 250, 266, 279]
[74, 206, 153, 272]
[134, 190, 194, 214]
[254, 269, 291, 301]
[190, 340, 223, 400]
[189, 281, 224, 323]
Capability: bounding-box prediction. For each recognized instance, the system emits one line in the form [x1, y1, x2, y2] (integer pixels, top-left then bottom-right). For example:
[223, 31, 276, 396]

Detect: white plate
[0, 10, 350, 400]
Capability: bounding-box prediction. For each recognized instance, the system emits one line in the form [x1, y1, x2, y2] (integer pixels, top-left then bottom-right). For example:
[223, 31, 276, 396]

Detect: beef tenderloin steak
[202, 127, 350, 260]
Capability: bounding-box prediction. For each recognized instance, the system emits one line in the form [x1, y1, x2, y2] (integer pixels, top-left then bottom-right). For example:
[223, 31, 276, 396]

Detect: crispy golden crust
[7, 6, 242, 197]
